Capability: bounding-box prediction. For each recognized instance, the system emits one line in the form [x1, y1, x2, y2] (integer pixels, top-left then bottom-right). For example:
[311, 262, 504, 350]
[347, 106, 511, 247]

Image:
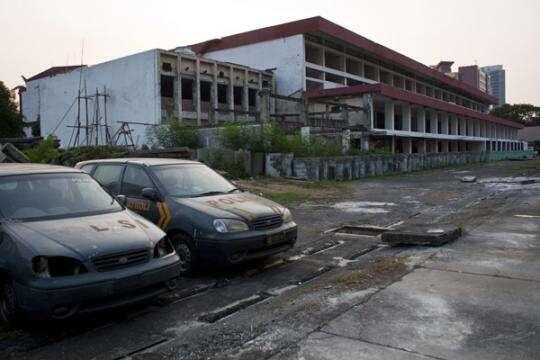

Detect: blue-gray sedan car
[0, 164, 181, 325]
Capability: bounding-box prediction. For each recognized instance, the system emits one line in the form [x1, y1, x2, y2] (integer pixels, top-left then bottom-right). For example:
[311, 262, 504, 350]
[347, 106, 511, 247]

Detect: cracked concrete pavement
[1, 158, 539, 360]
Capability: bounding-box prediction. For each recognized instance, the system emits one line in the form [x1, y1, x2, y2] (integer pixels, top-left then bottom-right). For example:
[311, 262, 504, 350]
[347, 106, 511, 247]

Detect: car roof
[76, 157, 201, 167]
[0, 163, 82, 177]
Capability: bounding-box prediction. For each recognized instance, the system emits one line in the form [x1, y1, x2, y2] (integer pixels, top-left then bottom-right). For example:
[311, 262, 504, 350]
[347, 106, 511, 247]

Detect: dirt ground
[1, 158, 539, 360]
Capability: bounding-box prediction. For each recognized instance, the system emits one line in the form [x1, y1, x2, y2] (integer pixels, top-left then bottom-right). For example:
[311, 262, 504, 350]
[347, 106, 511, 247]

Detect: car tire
[171, 234, 196, 276]
[0, 280, 20, 327]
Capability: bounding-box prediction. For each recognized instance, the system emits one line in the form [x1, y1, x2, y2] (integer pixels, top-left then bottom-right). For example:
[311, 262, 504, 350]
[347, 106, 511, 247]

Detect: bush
[218, 121, 357, 157]
[149, 118, 200, 149]
[205, 148, 248, 179]
[56, 146, 127, 166]
[25, 138, 127, 166]
[25, 135, 61, 163]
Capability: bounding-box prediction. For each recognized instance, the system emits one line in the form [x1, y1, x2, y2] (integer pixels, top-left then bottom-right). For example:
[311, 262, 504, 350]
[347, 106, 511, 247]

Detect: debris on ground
[0, 143, 29, 163]
[382, 225, 462, 246]
[460, 176, 477, 183]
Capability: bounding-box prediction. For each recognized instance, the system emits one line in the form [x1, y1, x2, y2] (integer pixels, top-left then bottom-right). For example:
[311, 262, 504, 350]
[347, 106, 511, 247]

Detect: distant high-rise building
[457, 65, 490, 94]
[482, 65, 506, 107]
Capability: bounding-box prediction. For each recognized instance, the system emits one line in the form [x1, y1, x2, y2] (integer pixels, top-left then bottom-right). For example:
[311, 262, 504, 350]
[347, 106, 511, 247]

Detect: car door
[119, 165, 168, 228]
[92, 163, 124, 195]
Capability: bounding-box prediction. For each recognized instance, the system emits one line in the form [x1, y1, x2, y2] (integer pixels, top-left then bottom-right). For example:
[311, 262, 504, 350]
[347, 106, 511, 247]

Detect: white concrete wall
[203, 35, 305, 97]
[21, 49, 159, 148]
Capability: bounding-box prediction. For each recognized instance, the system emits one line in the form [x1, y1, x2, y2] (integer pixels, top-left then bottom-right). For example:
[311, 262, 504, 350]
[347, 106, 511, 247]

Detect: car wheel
[171, 234, 195, 276]
[0, 280, 19, 326]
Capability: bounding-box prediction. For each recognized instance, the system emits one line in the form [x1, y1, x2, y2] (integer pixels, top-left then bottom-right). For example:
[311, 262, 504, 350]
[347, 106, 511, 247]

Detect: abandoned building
[19, 16, 525, 152]
[20, 49, 275, 147]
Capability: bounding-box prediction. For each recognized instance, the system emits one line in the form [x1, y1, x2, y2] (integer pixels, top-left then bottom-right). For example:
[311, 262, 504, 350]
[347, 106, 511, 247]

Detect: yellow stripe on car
[161, 202, 172, 229]
[157, 202, 165, 228]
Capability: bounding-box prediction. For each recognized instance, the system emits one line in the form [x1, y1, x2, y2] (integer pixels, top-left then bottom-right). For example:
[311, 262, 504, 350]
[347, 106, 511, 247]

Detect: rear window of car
[93, 164, 123, 194]
[79, 164, 96, 174]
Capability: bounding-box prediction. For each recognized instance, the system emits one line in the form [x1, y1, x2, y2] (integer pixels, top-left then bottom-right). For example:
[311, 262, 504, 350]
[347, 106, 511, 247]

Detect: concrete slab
[382, 225, 461, 246]
[323, 268, 540, 360]
[271, 332, 432, 360]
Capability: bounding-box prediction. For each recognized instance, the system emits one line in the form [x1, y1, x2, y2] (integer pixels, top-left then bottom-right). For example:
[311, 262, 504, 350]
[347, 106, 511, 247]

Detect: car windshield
[152, 164, 237, 197]
[0, 172, 122, 221]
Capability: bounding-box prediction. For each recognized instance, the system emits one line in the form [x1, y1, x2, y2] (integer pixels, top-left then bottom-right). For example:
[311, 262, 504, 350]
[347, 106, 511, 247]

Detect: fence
[266, 151, 536, 181]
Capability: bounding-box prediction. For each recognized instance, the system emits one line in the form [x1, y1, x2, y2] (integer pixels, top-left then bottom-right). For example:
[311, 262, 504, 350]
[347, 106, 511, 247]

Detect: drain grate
[332, 225, 387, 237]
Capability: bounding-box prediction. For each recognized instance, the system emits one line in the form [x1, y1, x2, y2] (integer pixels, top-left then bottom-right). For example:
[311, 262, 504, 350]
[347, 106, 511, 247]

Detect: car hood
[173, 192, 287, 222]
[4, 210, 163, 260]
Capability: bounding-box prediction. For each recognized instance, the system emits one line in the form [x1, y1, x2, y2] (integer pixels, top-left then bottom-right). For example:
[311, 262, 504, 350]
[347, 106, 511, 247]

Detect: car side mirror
[142, 187, 161, 201]
[116, 195, 127, 205]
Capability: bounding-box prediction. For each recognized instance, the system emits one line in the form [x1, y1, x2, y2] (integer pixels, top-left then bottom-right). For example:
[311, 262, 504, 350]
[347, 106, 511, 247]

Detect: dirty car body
[76, 158, 298, 268]
[0, 164, 181, 323]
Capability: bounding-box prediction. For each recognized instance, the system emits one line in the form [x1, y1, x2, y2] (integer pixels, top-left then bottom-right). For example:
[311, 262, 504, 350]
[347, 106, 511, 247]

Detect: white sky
[1, 0, 539, 104]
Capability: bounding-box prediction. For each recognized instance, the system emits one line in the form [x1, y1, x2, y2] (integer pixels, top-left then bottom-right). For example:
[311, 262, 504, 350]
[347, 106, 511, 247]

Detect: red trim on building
[304, 83, 523, 129]
[189, 17, 497, 104]
[25, 65, 84, 82]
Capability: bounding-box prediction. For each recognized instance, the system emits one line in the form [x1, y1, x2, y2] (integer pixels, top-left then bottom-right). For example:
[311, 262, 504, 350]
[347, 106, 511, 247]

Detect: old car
[76, 158, 298, 274]
[0, 164, 181, 325]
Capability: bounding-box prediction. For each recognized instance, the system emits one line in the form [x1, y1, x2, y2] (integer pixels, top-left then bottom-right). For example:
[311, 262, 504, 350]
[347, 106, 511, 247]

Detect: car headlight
[154, 237, 175, 258]
[213, 219, 249, 233]
[32, 256, 87, 278]
[282, 208, 293, 223]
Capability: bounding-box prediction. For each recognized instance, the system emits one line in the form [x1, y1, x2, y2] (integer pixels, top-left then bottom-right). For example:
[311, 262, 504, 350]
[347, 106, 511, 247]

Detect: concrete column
[451, 116, 458, 135]
[195, 58, 201, 126]
[243, 69, 249, 118]
[211, 63, 218, 124]
[402, 103, 411, 131]
[228, 66, 235, 121]
[175, 56, 183, 117]
[417, 108, 426, 133]
[384, 100, 394, 130]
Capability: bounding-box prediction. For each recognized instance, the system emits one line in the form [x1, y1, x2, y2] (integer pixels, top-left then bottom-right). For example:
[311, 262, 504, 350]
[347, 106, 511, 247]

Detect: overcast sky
[1, 0, 539, 104]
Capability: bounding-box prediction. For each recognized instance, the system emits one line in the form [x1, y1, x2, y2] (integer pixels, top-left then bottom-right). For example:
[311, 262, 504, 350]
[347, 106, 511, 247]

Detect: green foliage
[25, 140, 126, 166]
[149, 118, 201, 148]
[218, 121, 388, 157]
[205, 148, 247, 179]
[25, 135, 61, 163]
[0, 81, 24, 138]
[56, 145, 127, 166]
[490, 103, 540, 125]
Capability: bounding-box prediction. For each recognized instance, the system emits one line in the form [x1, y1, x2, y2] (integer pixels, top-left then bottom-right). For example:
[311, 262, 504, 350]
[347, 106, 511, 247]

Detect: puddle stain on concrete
[332, 201, 397, 214]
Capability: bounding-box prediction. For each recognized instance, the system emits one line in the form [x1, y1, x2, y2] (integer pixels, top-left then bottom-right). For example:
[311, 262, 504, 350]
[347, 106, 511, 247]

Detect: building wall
[21, 49, 159, 148]
[483, 65, 506, 107]
[203, 35, 305, 97]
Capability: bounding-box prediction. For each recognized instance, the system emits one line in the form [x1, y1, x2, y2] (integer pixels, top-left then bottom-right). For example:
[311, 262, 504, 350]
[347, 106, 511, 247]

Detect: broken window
[200, 81, 211, 102]
[233, 86, 243, 106]
[217, 84, 227, 105]
[181, 78, 194, 100]
[306, 80, 323, 91]
[162, 62, 173, 72]
[160, 75, 174, 98]
[248, 88, 257, 108]
[375, 111, 385, 129]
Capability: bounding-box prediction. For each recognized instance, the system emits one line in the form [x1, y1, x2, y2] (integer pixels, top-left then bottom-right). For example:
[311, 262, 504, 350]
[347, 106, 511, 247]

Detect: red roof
[25, 65, 84, 82]
[305, 83, 523, 129]
[190, 17, 497, 104]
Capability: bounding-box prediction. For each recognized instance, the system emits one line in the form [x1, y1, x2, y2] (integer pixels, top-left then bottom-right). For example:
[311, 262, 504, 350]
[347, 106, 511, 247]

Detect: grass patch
[264, 191, 311, 204]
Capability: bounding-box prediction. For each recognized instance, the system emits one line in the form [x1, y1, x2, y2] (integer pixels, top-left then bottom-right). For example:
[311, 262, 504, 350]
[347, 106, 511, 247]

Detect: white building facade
[191, 17, 524, 153]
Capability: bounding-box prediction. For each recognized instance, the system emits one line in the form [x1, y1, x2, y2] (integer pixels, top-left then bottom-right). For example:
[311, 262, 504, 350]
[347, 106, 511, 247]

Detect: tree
[0, 81, 24, 138]
[490, 103, 540, 125]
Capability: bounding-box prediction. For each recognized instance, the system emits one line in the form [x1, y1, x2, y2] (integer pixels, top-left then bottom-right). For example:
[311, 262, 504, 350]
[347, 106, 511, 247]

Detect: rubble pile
[0, 143, 29, 163]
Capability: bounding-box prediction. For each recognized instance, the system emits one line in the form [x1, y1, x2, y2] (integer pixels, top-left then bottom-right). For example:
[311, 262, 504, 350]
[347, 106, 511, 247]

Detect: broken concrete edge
[0, 143, 29, 163]
[460, 176, 477, 183]
[381, 226, 462, 247]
